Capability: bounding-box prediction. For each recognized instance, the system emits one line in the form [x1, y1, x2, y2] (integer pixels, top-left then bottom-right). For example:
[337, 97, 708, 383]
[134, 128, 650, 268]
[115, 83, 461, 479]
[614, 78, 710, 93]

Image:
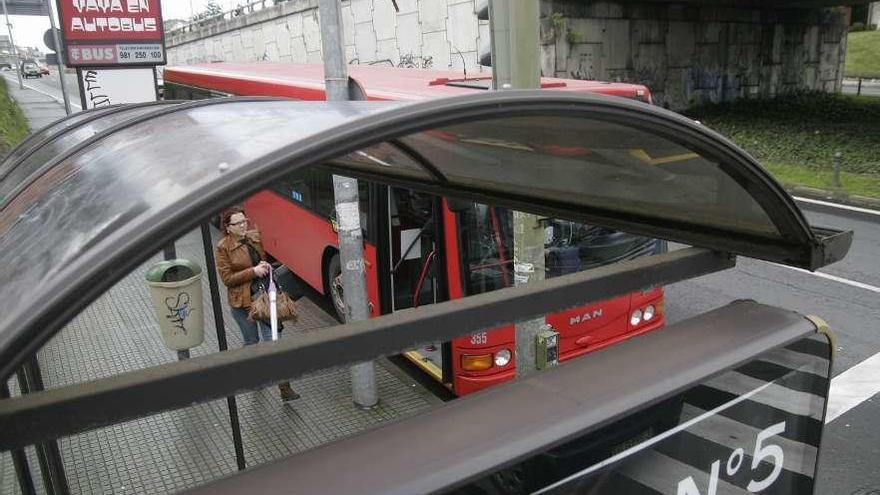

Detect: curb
[785, 184, 880, 211]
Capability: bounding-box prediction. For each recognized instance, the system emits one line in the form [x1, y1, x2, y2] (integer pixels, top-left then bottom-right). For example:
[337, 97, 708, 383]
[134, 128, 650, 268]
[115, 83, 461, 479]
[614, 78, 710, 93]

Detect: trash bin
[145, 259, 205, 351]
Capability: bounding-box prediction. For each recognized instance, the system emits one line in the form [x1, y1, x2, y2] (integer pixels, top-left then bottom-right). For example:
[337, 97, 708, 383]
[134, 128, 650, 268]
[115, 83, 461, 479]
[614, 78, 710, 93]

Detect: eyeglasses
[228, 218, 248, 226]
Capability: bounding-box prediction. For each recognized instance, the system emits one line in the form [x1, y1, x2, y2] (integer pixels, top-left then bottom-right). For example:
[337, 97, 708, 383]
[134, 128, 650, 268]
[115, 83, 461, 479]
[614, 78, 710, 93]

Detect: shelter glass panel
[455, 202, 663, 296]
[0, 105, 170, 206]
[400, 116, 779, 239]
[0, 100, 392, 341]
[0, 108, 111, 177]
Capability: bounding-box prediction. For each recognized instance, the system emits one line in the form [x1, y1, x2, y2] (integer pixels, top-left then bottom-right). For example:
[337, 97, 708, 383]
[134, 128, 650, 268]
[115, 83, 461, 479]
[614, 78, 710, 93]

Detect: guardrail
[168, 0, 292, 36]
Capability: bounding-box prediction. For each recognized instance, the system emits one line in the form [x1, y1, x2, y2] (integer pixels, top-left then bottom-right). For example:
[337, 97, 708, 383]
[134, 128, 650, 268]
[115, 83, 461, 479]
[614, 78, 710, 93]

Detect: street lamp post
[488, 0, 544, 378]
[1, 0, 24, 90]
[318, 0, 379, 409]
[45, 0, 72, 115]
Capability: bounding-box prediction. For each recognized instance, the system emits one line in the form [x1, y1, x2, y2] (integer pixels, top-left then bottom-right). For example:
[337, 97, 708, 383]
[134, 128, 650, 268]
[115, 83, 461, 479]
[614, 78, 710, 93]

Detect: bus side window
[310, 170, 336, 219]
[272, 171, 311, 207]
[164, 82, 191, 100]
[190, 87, 215, 100]
[543, 221, 660, 278]
[358, 180, 370, 236]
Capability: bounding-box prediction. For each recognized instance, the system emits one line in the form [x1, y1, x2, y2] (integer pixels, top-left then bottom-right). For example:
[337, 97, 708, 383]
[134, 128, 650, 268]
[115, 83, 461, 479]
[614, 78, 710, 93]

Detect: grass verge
[0, 77, 30, 155]
[845, 31, 880, 79]
[764, 162, 880, 199]
[686, 92, 880, 200]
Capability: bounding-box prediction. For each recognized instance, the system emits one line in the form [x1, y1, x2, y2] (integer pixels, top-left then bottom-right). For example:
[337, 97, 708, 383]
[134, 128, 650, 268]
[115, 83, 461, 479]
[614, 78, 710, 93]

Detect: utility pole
[318, 0, 378, 409]
[45, 0, 71, 115]
[2, 0, 24, 90]
[488, 0, 544, 378]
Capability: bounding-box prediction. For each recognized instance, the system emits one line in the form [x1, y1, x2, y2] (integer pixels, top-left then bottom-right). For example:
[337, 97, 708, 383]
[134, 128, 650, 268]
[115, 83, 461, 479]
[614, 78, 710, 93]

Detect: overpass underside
[616, 0, 871, 7]
[166, 0, 860, 110]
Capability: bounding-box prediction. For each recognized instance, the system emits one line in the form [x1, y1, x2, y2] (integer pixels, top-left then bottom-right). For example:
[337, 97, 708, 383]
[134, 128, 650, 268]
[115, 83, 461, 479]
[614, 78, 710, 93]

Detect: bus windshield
[456, 203, 663, 296]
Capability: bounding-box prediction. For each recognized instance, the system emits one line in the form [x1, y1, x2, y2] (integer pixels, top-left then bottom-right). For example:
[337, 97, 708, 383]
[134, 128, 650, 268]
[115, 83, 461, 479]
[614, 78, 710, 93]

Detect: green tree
[191, 1, 224, 22]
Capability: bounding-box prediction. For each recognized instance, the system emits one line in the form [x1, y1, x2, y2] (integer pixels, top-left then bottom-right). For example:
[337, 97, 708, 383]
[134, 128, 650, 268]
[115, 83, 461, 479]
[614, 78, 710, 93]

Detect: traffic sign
[43, 28, 60, 53]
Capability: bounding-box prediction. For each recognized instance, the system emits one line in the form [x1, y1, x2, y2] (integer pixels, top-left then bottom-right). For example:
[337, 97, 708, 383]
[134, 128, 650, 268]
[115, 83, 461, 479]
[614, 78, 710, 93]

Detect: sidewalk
[1, 73, 70, 130]
[842, 77, 880, 97]
[0, 86, 441, 495]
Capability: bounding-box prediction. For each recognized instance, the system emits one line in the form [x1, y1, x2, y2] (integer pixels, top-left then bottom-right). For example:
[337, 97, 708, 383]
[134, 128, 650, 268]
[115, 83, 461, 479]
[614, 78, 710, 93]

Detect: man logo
[569, 309, 604, 326]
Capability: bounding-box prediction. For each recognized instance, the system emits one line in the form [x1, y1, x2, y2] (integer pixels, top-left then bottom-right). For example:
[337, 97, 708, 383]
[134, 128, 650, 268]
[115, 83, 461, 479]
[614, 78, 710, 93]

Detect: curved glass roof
[0, 91, 851, 379]
[0, 106, 115, 175]
[0, 102, 182, 208]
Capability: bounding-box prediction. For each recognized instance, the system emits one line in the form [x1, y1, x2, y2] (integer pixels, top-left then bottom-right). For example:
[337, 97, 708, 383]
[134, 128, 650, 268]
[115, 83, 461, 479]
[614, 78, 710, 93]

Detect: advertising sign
[56, 0, 165, 67]
[78, 68, 157, 108]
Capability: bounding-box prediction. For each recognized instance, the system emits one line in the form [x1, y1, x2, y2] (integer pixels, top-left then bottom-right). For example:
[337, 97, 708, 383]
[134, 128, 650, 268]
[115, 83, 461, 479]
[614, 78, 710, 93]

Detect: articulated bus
[164, 63, 665, 395]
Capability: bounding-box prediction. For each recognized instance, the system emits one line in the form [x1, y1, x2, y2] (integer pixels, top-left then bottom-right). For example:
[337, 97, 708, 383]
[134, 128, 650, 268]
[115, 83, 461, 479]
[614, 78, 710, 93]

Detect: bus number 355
[470, 332, 488, 345]
[677, 421, 786, 494]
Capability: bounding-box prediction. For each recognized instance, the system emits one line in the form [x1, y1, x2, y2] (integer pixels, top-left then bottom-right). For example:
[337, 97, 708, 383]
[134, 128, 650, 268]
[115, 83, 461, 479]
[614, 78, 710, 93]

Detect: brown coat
[216, 232, 266, 309]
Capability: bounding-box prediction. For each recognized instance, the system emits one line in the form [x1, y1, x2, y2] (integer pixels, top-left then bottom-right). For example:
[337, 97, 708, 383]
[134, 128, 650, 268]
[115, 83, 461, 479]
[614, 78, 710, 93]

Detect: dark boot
[278, 382, 300, 401]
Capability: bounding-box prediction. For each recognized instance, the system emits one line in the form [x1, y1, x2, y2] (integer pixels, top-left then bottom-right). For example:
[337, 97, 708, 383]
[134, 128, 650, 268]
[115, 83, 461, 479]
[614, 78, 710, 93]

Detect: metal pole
[488, 0, 544, 378]
[2, 0, 23, 90]
[200, 223, 247, 471]
[18, 358, 70, 495]
[1, 380, 37, 495]
[318, 0, 378, 409]
[833, 151, 842, 188]
[857, 77, 862, 96]
[163, 244, 177, 260]
[45, 0, 71, 115]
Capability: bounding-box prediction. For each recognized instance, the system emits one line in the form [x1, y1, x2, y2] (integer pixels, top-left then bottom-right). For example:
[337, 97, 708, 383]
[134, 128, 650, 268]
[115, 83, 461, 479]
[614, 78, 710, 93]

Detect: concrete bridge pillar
[868, 2, 880, 28]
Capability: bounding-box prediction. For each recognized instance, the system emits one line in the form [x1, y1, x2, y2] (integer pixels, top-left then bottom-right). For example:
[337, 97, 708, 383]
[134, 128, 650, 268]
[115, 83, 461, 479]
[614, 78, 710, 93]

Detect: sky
[4, 0, 237, 54]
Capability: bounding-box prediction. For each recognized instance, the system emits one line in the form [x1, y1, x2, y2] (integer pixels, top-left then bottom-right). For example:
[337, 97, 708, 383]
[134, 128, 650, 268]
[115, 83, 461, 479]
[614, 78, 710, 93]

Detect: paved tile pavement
[1, 227, 440, 494]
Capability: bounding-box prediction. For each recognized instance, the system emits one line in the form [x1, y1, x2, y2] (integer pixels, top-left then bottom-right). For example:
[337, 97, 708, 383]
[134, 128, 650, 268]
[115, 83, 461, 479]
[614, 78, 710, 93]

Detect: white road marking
[825, 352, 880, 423]
[706, 371, 826, 421]
[761, 262, 880, 423]
[680, 404, 818, 476]
[795, 196, 880, 217]
[789, 197, 880, 423]
[771, 263, 880, 294]
[534, 380, 775, 494]
[620, 450, 751, 494]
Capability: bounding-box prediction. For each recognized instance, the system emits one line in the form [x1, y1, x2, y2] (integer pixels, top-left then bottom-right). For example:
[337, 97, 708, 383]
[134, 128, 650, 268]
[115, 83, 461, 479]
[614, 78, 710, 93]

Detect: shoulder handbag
[248, 267, 298, 323]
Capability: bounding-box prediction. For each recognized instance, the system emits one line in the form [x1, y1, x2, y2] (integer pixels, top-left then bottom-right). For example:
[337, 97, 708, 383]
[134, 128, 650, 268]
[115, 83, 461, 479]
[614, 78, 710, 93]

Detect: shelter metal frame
[0, 92, 852, 493]
[0, 93, 852, 381]
[0, 247, 733, 450]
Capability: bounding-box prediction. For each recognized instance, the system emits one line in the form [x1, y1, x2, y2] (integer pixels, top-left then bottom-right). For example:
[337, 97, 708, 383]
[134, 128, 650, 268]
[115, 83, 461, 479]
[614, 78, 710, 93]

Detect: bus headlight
[494, 349, 512, 367]
[630, 309, 643, 326]
[643, 305, 655, 321]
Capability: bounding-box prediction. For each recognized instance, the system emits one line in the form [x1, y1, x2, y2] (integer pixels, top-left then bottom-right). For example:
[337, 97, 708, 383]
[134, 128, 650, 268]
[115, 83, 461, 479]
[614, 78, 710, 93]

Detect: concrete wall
[166, 0, 849, 110]
[166, 0, 491, 75]
[868, 2, 880, 28]
[543, 1, 850, 108]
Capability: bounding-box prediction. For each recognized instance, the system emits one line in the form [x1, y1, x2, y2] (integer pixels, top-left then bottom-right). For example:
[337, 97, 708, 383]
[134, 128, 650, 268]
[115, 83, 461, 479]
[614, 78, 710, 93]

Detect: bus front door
[382, 187, 450, 383]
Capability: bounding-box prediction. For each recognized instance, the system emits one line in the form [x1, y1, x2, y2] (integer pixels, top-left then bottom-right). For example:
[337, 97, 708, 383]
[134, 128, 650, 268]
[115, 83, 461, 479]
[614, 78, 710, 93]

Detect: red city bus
[164, 63, 665, 395]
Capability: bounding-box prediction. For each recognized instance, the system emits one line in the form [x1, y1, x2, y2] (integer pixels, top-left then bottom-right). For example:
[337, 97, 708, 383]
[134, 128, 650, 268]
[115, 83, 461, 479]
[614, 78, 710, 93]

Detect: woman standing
[216, 207, 299, 401]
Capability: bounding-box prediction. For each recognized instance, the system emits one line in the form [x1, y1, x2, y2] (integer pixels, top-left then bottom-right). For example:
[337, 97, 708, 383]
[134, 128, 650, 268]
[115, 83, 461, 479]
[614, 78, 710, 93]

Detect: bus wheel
[326, 254, 346, 322]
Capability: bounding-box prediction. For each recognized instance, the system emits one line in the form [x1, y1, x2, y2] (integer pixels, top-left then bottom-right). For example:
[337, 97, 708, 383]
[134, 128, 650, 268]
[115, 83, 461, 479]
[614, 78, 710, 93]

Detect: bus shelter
[0, 91, 853, 494]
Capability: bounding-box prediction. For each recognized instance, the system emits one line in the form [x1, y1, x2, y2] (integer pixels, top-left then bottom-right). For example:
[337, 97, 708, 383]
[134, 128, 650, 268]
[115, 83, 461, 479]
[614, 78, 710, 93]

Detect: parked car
[20, 62, 41, 79]
[38, 63, 49, 75]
